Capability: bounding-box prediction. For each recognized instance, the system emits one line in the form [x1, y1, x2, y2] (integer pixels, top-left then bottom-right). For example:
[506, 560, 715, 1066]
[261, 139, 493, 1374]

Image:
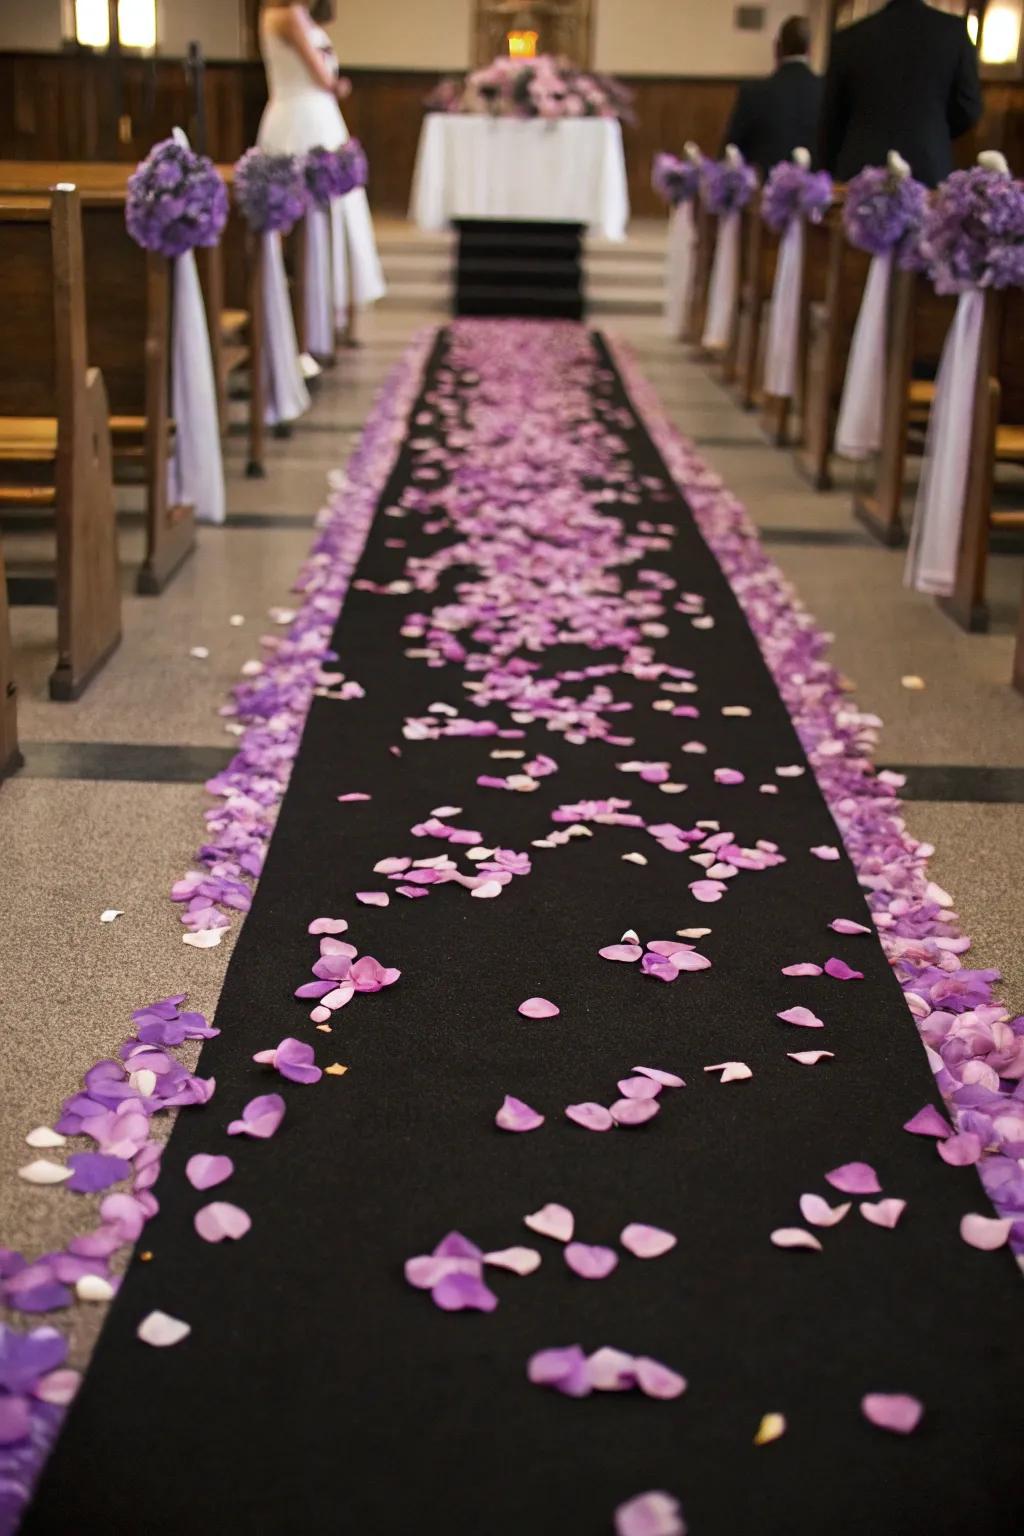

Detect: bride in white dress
[258, 0, 386, 344]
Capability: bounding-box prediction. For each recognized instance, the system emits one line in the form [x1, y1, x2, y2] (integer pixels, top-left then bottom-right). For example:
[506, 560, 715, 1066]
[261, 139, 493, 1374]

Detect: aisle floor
[1, 299, 1022, 1373]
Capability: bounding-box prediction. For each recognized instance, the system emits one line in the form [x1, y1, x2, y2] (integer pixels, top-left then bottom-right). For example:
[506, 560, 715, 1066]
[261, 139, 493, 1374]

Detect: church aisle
[11, 321, 1022, 1535]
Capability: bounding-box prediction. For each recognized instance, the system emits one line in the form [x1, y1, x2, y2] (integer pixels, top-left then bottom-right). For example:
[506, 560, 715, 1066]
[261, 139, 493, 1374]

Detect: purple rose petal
[527, 1345, 591, 1397]
[432, 1272, 498, 1312]
[610, 1097, 660, 1127]
[617, 1076, 662, 1100]
[253, 1037, 322, 1086]
[634, 1356, 688, 1400]
[903, 1105, 952, 1139]
[194, 1202, 251, 1243]
[64, 1153, 133, 1194]
[0, 1395, 31, 1446]
[824, 957, 864, 981]
[937, 1132, 982, 1167]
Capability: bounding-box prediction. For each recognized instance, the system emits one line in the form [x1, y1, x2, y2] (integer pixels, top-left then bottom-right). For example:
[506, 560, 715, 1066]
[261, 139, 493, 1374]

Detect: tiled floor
[1, 275, 1022, 1362]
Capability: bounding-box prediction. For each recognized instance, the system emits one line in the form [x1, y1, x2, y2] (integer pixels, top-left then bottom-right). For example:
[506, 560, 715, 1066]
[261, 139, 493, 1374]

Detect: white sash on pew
[304, 206, 334, 358]
[166, 126, 225, 525]
[763, 216, 805, 399]
[262, 229, 311, 427]
[701, 209, 741, 350]
[834, 251, 892, 460]
[904, 288, 985, 596]
[170, 249, 225, 525]
[665, 201, 698, 339]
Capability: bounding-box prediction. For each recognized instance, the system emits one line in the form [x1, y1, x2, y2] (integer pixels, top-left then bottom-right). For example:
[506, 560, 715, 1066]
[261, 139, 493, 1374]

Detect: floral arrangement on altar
[233, 148, 309, 235]
[302, 141, 369, 206]
[918, 153, 1024, 294]
[651, 145, 706, 206]
[700, 146, 758, 216]
[425, 55, 634, 123]
[843, 152, 928, 261]
[761, 148, 832, 233]
[125, 137, 228, 258]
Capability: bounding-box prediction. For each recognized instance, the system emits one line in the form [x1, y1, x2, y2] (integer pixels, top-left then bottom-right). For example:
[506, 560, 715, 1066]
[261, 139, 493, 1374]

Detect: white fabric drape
[303, 207, 334, 358]
[262, 230, 311, 427]
[410, 115, 630, 242]
[904, 288, 985, 596]
[170, 249, 225, 526]
[763, 216, 805, 399]
[834, 251, 892, 460]
[664, 201, 698, 339]
[701, 210, 741, 350]
[330, 191, 387, 312]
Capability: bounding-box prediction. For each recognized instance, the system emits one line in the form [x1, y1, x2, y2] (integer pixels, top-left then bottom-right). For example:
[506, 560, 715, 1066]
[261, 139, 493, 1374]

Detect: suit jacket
[721, 60, 825, 177]
[821, 0, 982, 187]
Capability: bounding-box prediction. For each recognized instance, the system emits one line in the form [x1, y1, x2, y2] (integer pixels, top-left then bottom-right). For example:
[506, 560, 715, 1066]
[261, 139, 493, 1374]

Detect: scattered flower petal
[860, 1199, 906, 1229]
[825, 1162, 881, 1195]
[861, 1393, 923, 1434]
[137, 1311, 191, 1348]
[518, 997, 560, 1019]
[496, 1096, 544, 1133]
[960, 1213, 1013, 1250]
[770, 1228, 823, 1252]
[524, 1204, 574, 1243]
[620, 1223, 676, 1259]
[565, 1243, 618, 1280]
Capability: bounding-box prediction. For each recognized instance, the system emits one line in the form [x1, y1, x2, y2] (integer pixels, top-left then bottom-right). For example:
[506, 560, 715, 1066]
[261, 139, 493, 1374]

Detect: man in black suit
[721, 17, 824, 175]
[821, 0, 982, 187]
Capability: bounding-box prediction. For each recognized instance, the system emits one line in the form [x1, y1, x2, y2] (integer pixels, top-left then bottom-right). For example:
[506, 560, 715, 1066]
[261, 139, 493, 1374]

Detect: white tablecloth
[410, 115, 630, 242]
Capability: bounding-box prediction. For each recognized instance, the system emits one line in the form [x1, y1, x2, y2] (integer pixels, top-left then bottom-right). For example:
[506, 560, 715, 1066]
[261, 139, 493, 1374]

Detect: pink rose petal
[937, 1132, 982, 1167]
[860, 1199, 906, 1229]
[185, 1154, 234, 1192]
[770, 1227, 823, 1252]
[589, 1346, 639, 1392]
[960, 1213, 1013, 1250]
[632, 1066, 685, 1089]
[32, 1368, 81, 1407]
[824, 957, 864, 981]
[137, 1310, 191, 1347]
[600, 943, 643, 963]
[777, 1006, 824, 1029]
[565, 1242, 619, 1280]
[799, 1193, 851, 1228]
[861, 1393, 924, 1434]
[830, 918, 871, 935]
[307, 917, 348, 935]
[903, 1105, 952, 1139]
[787, 1050, 835, 1065]
[614, 1490, 686, 1536]
[825, 1162, 881, 1195]
[704, 1061, 752, 1083]
[194, 1201, 251, 1243]
[565, 1102, 615, 1132]
[336, 792, 371, 802]
[432, 1272, 498, 1312]
[617, 1076, 662, 1100]
[811, 845, 840, 861]
[355, 891, 389, 907]
[782, 963, 824, 977]
[495, 1095, 544, 1133]
[620, 1223, 677, 1259]
[634, 1356, 687, 1400]
[689, 879, 726, 903]
[483, 1247, 542, 1275]
[610, 1097, 660, 1127]
[518, 996, 560, 1019]
[524, 1203, 574, 1243]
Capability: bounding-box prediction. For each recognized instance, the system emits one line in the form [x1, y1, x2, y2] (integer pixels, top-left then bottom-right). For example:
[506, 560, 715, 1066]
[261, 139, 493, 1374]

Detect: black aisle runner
[24, 329, 1022, 1535]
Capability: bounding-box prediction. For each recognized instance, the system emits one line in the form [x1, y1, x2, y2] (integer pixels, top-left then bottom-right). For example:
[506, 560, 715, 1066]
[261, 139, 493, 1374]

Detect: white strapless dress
[257, 21, 386, 309]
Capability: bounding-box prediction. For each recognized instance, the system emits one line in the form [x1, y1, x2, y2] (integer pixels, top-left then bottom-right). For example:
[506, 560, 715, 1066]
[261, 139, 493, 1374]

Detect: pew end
[0, 188, 122, 700]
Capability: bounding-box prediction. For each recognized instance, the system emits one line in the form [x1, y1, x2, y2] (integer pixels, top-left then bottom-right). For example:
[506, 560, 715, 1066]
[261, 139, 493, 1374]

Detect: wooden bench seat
[0, 188, 121, 700]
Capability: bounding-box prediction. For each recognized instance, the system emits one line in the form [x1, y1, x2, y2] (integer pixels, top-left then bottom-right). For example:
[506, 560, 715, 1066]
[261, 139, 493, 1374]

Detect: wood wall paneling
[1, 52, 1022, 221]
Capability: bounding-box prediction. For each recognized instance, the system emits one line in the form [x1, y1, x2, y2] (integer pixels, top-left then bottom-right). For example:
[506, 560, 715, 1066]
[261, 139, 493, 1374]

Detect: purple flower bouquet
[335, 139, 368, 196]
[843, 160, 928, 266]
[700, 151, 758, 217]
[125, 137, 228, 258]
[918, 165, 1024, 294]
[233, 148, 309, 236]
[761, 160, 833, 233]
[652, 152, 705, 207]
[303, 145, 350, 207]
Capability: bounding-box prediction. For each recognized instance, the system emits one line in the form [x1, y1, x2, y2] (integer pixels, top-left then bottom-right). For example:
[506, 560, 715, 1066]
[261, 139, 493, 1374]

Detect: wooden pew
[795, 198, 872, 490]
[0, 160, 264, 478]
[852, 269, 956, 546]
[0, 535, 21, 776]
[937, 285, 1024, 632]
[0, 189, 121, 699]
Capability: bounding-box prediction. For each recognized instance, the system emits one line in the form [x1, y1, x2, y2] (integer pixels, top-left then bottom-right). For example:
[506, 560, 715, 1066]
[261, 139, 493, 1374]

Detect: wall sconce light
[73, 0, 110, 47]
[979, 0, 1023, 68]
[507, 29, 539, 59]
